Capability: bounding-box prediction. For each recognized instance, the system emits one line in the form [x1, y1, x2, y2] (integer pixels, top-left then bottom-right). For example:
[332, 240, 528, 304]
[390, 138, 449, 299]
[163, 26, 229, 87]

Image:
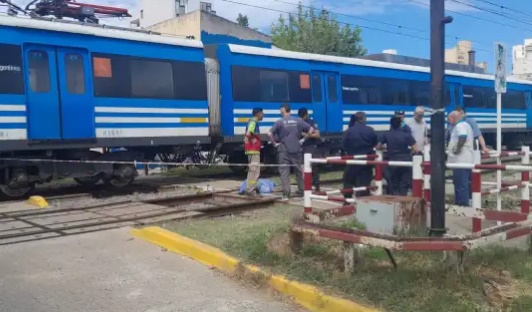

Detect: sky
[5, 0, 532, 70]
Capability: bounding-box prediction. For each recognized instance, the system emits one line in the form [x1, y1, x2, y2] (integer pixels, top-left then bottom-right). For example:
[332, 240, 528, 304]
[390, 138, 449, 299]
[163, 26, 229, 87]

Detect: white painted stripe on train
[343, 110, 526, 117]
[233, 117, 281, 123]
[95, 117, 207, 123]
[233, 109, 313, 114]
[95, 107, 208, 114]
[0, 105, 26, 112]
[0, 129, 27, 140]
[0, 117, 26, 123]
[95, 127, 209, 138]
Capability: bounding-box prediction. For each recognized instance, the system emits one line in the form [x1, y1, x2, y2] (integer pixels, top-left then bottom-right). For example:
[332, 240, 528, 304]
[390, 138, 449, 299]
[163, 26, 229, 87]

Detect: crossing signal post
[429, 0, 453, 236]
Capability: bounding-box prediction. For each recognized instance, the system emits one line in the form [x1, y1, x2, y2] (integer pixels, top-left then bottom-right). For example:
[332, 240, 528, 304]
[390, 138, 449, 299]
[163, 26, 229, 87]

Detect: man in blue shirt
[299, 108, 322, 191]
[378, 116, 418, 196]
[342, 112, 377, 199]
[269, 104, 314, 200]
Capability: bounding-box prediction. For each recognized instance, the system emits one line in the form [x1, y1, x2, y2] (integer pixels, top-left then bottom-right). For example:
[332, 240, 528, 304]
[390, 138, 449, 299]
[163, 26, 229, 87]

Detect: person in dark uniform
[298, 108, 322, 191]
[378, 116, 419, 196]
[394, 111, 412, 135]
[342, 112, 377, 199]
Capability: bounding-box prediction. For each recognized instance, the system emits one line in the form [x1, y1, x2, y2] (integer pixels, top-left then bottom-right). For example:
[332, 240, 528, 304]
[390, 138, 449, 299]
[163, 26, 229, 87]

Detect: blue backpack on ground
[239, 179, 276, 194]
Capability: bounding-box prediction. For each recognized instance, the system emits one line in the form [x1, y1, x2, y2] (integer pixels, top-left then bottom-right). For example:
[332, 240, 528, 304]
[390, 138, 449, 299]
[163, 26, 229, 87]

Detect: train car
[0, 15, 209, 198]
[212, 44, 532, 164]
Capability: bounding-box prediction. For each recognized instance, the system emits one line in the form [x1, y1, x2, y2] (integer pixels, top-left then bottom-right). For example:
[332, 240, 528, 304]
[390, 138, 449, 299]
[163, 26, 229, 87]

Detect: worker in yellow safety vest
[241, 108, 264, 196]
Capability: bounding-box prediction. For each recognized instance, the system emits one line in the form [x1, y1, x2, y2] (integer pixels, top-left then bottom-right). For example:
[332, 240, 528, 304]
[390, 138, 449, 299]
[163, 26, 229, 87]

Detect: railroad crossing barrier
[293, 147, 532, 272]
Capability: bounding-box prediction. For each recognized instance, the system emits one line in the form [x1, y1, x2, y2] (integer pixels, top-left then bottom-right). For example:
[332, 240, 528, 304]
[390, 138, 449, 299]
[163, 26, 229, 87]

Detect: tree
[236, 13, 249, 27]
[270, 3, 367, 57]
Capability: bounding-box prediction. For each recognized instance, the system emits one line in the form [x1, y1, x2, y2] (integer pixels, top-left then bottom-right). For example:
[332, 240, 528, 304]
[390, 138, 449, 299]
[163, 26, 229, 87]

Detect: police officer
[298, 108, 322, 191]
[378, 116, 418, 196]
[342, 112, 377, 199]
[269, 104, 314, 200]
[240, 107, 264, 196]
[394, 111, 412, 135]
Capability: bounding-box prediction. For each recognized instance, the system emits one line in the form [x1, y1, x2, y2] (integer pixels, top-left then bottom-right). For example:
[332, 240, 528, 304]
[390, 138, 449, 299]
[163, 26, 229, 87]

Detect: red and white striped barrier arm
[311, 158, 413, 167]
[481, 151, 525, 159]
[481, 182, 526, 196]
[445, 204, 529, 223]
[324, 154, 378, 161]
[412, 155, 423, 198]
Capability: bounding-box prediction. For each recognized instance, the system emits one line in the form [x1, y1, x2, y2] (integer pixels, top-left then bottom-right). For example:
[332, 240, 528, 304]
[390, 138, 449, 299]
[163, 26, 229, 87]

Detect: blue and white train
[0, 14, 530, 198]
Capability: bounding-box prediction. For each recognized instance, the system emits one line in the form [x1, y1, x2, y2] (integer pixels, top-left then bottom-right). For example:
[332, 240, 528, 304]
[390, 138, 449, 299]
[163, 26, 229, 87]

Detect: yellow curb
[130, 226, 378, 312]
[27, 196, 49, 208]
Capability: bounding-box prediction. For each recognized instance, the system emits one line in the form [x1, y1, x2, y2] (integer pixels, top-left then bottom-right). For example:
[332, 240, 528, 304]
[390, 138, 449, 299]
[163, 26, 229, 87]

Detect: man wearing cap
[240, 107, 264, 196]
[269, 104, 315, 200]
[394, 111, 412, 135]
[298, 108, 322, 191]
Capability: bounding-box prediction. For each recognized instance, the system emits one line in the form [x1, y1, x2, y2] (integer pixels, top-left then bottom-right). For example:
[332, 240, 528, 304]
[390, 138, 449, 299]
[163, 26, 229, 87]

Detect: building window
[65, 54, 85, 94]
[131, 59, 174, 98]
[28, 50, 50, 93]
[0, 43, 24, 95]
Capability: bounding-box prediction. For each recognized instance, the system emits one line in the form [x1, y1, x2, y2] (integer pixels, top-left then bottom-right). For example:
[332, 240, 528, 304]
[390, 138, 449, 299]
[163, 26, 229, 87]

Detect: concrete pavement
[0, 228, 303, 312]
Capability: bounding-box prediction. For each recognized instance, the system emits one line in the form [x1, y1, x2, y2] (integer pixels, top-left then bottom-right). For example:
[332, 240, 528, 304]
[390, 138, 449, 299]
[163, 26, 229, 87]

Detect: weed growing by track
[164, 204, 532, 312]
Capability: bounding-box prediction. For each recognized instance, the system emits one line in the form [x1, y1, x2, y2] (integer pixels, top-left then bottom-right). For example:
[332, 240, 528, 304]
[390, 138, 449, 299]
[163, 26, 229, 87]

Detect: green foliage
[270, 2, 367, 57]
[236, 13, 249, 27]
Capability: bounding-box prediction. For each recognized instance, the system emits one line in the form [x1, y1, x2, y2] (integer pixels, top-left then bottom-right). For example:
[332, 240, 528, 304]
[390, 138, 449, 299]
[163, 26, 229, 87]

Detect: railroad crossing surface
[0, 227, 302, 312]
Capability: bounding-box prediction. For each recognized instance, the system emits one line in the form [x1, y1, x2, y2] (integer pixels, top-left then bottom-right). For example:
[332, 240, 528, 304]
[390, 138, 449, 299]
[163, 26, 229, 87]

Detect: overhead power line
[447, 0, 532, 29]
[221, 0, 494, 55]
[471, 0, 532, 20]
[269, 0, 498, 53]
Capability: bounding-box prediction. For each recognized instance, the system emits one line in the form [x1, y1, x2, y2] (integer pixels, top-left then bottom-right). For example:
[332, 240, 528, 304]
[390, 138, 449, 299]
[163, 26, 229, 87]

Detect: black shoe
[293, 191, 304, 198]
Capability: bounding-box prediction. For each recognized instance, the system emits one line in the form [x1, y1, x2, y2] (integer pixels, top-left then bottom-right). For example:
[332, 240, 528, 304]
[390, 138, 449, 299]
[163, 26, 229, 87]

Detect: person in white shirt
[407, 106, 429, 153]
[447, 111, 474, 206]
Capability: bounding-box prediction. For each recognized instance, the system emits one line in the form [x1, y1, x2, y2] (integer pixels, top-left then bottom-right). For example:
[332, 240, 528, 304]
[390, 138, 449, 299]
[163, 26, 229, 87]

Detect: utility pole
[430, 0, 452, 236]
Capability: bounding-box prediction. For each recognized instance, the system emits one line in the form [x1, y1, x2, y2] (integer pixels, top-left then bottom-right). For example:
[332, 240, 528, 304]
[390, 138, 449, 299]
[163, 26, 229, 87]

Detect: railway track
[0, 191, 278, 246]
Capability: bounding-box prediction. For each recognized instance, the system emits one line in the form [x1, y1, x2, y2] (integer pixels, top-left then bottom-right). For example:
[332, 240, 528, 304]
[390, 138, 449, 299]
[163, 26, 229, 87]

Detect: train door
[24, 45, 94, 140]
[311, 71, 342, 133]
[56, 48, 94, 139]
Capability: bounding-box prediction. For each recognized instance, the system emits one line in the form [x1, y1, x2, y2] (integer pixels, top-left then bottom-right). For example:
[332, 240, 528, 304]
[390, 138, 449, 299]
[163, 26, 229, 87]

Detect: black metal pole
[430, 0, 452, 236]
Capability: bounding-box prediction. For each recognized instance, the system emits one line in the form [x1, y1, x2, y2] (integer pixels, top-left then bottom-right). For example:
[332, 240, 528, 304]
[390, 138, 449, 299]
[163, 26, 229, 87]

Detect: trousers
[245, 154, 260, 193]
[388, 167, 411, 196]
[278, 151, 303, 196]
[302, 145, 321, 189]
[453, 168, 471, 206]
[343, 165, 372, 198]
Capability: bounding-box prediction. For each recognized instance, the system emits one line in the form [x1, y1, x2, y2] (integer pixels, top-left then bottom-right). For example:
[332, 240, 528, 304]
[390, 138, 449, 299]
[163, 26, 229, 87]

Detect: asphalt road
[0, 227, 303, 312]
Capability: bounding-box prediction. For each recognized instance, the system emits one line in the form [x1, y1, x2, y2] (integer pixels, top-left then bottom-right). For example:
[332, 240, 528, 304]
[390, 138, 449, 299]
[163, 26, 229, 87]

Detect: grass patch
[164, 204, 532, 312]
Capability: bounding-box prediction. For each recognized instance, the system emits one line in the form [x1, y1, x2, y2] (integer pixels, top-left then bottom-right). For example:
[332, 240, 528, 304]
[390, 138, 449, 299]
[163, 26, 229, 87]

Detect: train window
[341, 74, 380, 104]
[409, 81, 430, 106]
[327, 75, 338, 103]
[381, 79, 409, 105]
[288, 72, 311, 103]
[0, 44, 24, 95]
[65, 54, 85, 94]
[172, 61, 207, 100]
[462, 86, 486, 108]
[28, 50, 50, 93]
[312, 74, 322, 102]
[454, 86, 461, 106]
[260, 70, 289, 102]
[502, 91, 527, 109]
[92, 53, 131, 98]
[131, 59, 174, 98]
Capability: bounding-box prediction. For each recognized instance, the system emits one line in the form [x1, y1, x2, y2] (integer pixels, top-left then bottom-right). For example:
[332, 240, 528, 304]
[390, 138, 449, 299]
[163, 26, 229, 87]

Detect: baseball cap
[394, 111, 405, 117]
